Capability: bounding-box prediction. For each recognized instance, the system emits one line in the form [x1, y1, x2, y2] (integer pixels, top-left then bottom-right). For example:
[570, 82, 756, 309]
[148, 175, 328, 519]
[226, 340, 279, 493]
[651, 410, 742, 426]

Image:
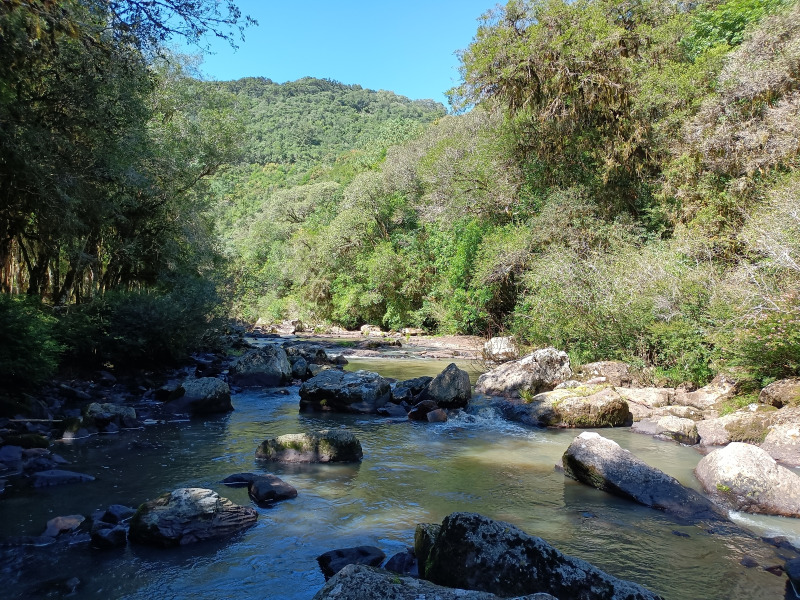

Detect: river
[2, 355, 799, 599]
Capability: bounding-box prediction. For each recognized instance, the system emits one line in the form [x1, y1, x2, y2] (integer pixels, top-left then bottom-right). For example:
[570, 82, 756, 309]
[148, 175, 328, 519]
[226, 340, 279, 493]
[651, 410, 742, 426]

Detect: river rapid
[2, 355, 800, 599]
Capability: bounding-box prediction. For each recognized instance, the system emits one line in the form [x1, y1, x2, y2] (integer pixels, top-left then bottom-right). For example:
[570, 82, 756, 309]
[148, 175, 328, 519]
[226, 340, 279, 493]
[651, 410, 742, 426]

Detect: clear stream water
[2, 356, 800, 600]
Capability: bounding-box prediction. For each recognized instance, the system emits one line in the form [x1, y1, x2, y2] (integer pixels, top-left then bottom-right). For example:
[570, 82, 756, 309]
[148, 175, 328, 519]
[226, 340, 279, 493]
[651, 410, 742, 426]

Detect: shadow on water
[3, 359, 800, 599]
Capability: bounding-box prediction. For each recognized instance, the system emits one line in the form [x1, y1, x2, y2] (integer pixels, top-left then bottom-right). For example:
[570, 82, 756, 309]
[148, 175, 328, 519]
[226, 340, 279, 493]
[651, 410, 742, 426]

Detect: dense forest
[2, 0, 799, 404]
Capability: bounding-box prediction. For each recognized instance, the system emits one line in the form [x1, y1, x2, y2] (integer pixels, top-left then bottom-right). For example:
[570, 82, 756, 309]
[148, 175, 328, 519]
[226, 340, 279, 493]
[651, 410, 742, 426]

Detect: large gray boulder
[673, 374, 738, 410]
[312, 564, 559, 600]
[474, 347, 571, 398]
[631, 416, 699, 445]
[562, 432, 726, 523]
[427, 363, 471, 408]
[84, 402, 139, 429]
[391, 376, 432, 404]
[482, 336, 519, 362]
[697, 405, 780, 446]
[129, 488, 257, 547]
[759, 378, 800, 408]
[578, 361, 633, 387]
[299, 369, 391, 414]
[423, 512, 662, 599]
[761, 423, 800, 466]
[229, 346, 291, 387]
[166, 378, 232, 416]
[255, 429, 363, 463]
[694, 442, 800, 518]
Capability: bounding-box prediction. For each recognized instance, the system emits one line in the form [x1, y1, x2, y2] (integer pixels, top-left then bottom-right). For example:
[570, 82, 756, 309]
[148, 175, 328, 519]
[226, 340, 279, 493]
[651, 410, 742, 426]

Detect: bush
[0, 295, 62, 388]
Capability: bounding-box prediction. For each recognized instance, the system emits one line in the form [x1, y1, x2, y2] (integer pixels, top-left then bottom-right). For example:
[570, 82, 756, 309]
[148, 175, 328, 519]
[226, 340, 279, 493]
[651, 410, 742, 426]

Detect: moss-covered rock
[255, 429, 363, 463]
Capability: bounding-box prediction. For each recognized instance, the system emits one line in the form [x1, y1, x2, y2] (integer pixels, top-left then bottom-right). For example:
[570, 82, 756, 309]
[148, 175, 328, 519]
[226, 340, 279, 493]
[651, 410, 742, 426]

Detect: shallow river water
[2, 356, 800, 599]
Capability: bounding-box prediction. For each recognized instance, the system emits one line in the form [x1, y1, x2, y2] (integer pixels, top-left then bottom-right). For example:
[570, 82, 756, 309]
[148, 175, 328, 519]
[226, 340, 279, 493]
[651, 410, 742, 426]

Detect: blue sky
[187, 0, 495, 107]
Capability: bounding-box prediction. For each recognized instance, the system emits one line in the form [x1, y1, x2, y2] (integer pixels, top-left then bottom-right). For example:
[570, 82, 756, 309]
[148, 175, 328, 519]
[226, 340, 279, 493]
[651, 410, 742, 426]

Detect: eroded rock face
[427, 363, 471, 409]
[167, 378, 232, 416]
[697, 406, 779, 447]
[311, 564, 559, 600]
[229, 347, 291, 387]
[299, 370, 391, 414]
[129, 488, 257, 547]
[694, 442, 800, 518]
[759, 378, 800, 408]
[761, 423, 800, 466]
[474, 347, 571, 398]
[423, 512, 662, 600]
[255, 430, 363, 463]
[673, 375, 738, 410]
[562, 432, 725, 523]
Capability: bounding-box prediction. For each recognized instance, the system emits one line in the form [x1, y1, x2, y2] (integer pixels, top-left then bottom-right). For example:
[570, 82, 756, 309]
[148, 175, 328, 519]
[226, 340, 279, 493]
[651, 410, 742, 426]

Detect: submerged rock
[562, 432, 726, 523]
[694, 442, 800, 518]
[474, 347, 571, 398]
[423, 512, 662, 599]
[299, 369, 391, 414]
[255, 429, 363, 463]
[317, 545, 386, 579]
[312, 564, 557, 600]
[229, 346, 291, 387]
[427, 363, 471, 408]
[32, 469, 95, 487]
[129, 487, 257, 547]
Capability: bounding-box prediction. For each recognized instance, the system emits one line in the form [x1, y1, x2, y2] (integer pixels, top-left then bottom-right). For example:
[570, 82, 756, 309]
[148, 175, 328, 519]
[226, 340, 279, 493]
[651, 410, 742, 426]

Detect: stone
[248, 474, 298, 506]
[43, 515, 85, 538]
[482, 337, 519, 362]
[414, 523, 440, 579]
[221, 472, 260, 487]
[317, 545, 386, 579]
[101, 504, 137, 524]
[91, 524, 128, 549]
[474, 347, 572, 398]
[407, 399, 438, 421]
[32, 469, 95, 487]
[761, 423, 800, 466]
[229, 346, 292, 387]
[426, 408, 448, 423]
[167, 377, 232, 416]
[545, 387, 631, 428]
[129, 488, 258, 547]
[360, 324, 382, 335]
[697, 405, 779, 446]
[391, 376, 433, 404]
[377, 403, 409, 418]
[0, 444, 23, 474]
[563, 432, 726, 523]
[786, 558, 800, 597]
[631, 416, 699, 445]
[256, 429, 363, 463]
[311, 564, 558, 600]
[424, 512, 661, 599]
[759, 378, 800, 409]
[616, 387, 674, 409]
[291, 357, 309, 379]
[673, 374, 738, 410]
[578, 361, 633, 387]
[427, 363, 471, 408]
[299, 369, 391, 414]
[694, 442, 800, 518]
[384, 549, 417, 576]
[85, 402, 138, 430]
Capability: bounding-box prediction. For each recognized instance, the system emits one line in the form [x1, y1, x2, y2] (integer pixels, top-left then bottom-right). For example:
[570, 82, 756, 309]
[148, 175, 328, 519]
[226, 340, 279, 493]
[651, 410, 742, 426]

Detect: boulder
[284, 342, 331, 365]
[482, 337, 519, 362]
[255, 429, 363, 463]
[616, 387, 674, 410]
[578, 361, 633, 387]
[414, 523, 440, 579]
[697, 405, 779, 446]
[474, 347, 571, 398]
[673, 374, 738, 410]
[360, 324, 382, 336]
[167, 378, 232, 416]
[562, 432, 726, 523]
[43, 515, 85, 538]
[545, 387, 631, 428]
[423, 512, 662, 599]
[392, 376, 433, 404]
[299, 369, 391, 414]
[761, 423, 800, 466]
[759, 378, 800, 408]
[248, 474, 297, 506]
[91, 524, 128, 549]
[101, 504, 136, 524]
[129, 488, 257, 547]
[312, 564, 558, 600]
[317, 546, 386, 580]
[694, 442, 800, 518]
[229, 346, 291, 387]
[427, 363, 471, 408]
[221, 472, 260, 487]
[377, 403, 409, 418]
[84, 403, 139, 430]
[631, 416, 699, 445]
[426, 409, 448, 423]
[408, 399, 438, 421]
[32, 469, 95, 487]
[786, 558, 800, 597]
[291, 357, 309, 379]
[384, 549, 418, 576]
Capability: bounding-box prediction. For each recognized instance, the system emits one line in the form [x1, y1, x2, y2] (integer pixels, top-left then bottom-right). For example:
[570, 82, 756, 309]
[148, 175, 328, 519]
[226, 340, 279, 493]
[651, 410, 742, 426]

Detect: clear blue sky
[188, 0, 495, 107]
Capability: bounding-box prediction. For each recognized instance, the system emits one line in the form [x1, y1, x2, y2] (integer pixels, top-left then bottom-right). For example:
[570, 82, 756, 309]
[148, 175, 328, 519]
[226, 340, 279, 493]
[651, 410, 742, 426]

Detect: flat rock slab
[317, 546, 386, 580]
[312, 564, 559, 600]
[129, 488, 257, 547]
[562, 432, 726, 523]
[32, 470, 95, 487]
[424, 512, 662, 600]
[256, 429, 363, 463]
[695, 442, 800, 517]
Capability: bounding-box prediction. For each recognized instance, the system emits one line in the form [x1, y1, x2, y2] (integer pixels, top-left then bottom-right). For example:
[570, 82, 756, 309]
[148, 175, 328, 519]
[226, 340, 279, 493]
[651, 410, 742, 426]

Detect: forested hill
[215, 77, 445, 167]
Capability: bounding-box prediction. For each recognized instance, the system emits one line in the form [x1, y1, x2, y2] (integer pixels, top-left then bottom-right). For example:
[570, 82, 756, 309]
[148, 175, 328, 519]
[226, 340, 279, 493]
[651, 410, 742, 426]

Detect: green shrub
[0, 295, 62, 388]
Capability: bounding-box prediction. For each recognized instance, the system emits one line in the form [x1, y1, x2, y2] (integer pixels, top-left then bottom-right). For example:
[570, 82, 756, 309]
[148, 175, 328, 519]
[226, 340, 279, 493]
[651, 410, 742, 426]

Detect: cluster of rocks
[313, 512, 662, 600]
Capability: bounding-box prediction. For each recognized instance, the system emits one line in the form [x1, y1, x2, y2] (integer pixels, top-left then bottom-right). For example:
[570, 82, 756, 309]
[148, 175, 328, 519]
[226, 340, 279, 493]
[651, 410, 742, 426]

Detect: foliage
[0, 296, 62, 388]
